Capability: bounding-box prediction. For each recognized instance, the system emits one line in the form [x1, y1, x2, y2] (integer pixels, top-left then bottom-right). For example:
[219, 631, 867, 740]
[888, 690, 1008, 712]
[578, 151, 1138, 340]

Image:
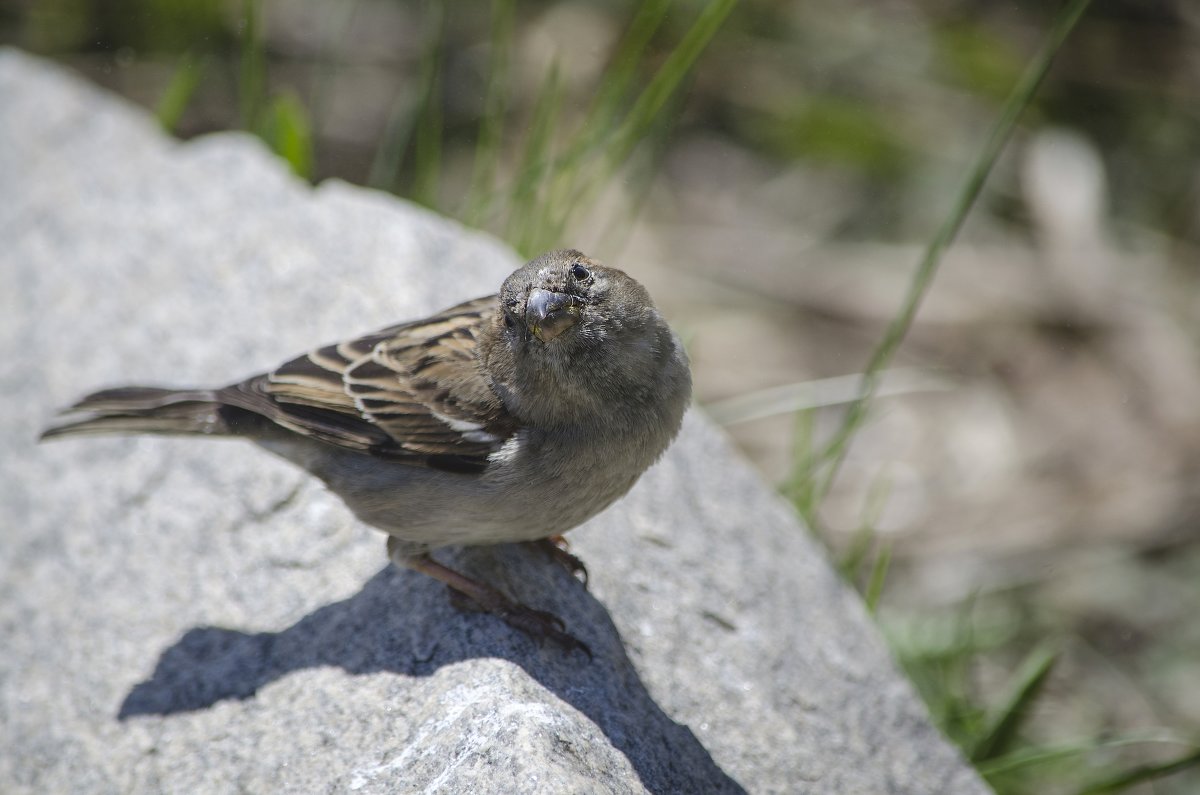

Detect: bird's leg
[387, 538, 590, 657]
[530, 535, 589, 586]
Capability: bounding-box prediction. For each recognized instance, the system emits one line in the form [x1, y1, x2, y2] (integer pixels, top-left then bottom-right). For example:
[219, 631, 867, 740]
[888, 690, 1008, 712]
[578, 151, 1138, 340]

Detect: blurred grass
[887, 596, 1200, 792]
[746, 96, 910, 177]
[409, 0, 445, 209]
[462, 0, 515, 228]
[807, 0, 1094, 515]
[935, 20, 1028, 101]
[971, 642, 1059, 763]
[782, 0, 1200, 790]
[506, 0, 736, 256]
[237, 0, 313, 178]
[367, 85, 418, 194]
[238, 0, 264, 132]
[506, 61, 564, 255]
[155, 51, 205, 133]
[261, 90, 313, 179]
[360, 0, 733, 255]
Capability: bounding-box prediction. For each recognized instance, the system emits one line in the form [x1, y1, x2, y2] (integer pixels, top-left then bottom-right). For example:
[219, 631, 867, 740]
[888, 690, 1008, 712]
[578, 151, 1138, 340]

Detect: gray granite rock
[0, 48, 988, 794]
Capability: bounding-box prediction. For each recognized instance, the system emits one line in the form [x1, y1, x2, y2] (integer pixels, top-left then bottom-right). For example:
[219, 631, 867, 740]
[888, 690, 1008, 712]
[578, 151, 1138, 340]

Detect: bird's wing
[223, 295, 514, 470]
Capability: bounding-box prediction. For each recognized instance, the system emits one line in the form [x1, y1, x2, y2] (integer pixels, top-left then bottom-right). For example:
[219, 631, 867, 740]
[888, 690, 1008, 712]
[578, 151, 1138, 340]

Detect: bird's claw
[444, 584, 591, 659]
[533, 537, 589, 587]
[498, 603, 592, 659]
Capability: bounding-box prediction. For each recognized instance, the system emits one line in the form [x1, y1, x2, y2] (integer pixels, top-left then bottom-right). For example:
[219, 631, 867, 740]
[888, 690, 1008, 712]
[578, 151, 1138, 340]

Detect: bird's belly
[381, 458, 637, 548]
[258, 425, 654, 550]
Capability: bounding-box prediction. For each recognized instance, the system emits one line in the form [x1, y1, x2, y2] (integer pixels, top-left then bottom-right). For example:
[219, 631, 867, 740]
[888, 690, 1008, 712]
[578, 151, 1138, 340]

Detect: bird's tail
[40, 386, 234, 441]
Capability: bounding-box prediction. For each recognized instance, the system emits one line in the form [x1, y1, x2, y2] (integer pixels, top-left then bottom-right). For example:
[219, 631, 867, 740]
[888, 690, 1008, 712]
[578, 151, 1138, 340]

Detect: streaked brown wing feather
[346, 297, 513, 454]
[225, 295, 512, 464]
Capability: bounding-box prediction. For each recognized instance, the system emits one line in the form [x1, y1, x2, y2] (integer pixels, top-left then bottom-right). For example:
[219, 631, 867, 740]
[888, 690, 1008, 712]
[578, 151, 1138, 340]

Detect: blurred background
[4, 0, 1199, 791]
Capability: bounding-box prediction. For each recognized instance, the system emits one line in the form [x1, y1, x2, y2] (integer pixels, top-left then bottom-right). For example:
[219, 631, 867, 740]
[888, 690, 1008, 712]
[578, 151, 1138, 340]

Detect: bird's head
[480, 249, 684, 427]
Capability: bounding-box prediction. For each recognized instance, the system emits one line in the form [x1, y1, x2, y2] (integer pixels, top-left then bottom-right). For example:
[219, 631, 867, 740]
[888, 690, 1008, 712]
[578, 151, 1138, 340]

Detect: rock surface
[0, 49, 987, 794]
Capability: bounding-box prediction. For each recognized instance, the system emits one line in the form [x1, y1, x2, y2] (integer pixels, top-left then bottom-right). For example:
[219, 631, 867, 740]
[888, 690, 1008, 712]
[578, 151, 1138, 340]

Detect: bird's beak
[526, 289, 581, 343]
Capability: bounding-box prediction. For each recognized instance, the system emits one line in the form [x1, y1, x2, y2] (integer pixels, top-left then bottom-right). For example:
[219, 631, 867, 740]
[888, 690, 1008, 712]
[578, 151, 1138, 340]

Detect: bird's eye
[570, 263, 591, 282]
[503, 311, 516, 330]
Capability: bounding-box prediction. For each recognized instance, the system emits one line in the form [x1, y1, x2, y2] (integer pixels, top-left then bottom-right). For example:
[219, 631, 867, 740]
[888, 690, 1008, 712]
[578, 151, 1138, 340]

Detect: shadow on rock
[118, 544, 745, 795]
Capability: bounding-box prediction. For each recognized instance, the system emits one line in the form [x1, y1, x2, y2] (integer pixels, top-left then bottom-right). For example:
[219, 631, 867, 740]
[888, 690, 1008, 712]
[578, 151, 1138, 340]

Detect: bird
[41, 249, 692, 653]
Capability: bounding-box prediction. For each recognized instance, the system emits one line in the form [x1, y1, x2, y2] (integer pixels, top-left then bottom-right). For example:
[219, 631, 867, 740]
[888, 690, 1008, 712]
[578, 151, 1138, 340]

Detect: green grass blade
[585, 0, 670, 130]
[536, 0, 736, 254]
[264, 91, 314, 180]
[367, 88, 417, 193]
[863, 542, 891, 614]
[410, 0, 446, 209]
[783, 409, 820, 525]
[532, 0, 670, 250]
[506, 62, 564, 255]
[706, 369, 952, 427]
[556, 0, 670, 174]
[838, 525, 875, 581]
[238, 0, 265, 131]
[837, 472, 890, 578]
[976, 740, 1095, 779]
[1074, 748, 1200, 794]
[810, 0, 1094, 508]
[155, 52, 206, 134]
[977, 733, 1197, 779]
[463, 0, 515, 227]
[590, 76, 686, 254]
[889, 592, 990, 747]
[604, 0, 736, 171]
[971, 643, 1059, 762]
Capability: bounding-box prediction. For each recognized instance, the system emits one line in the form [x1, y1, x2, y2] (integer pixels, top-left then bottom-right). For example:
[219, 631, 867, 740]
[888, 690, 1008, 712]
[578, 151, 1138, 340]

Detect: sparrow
[41, 249, 692, 653]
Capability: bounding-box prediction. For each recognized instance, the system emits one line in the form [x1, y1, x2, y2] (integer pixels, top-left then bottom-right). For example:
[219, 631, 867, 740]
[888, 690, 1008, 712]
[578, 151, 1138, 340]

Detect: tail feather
[41, 386, 232, 441]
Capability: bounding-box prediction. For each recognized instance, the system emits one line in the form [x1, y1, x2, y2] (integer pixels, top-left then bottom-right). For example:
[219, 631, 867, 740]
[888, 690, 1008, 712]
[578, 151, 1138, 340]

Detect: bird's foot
[395, 545, 590, 658]
[487, 594, 590, 659]
[445, 583, 591, 658]
[532, 535, 589, 586]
